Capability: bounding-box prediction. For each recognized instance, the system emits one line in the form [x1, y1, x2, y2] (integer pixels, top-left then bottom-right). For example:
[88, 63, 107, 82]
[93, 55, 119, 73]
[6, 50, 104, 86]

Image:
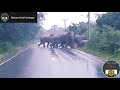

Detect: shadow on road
[49, 48, 58, 57]
[60, 48, 76, 56]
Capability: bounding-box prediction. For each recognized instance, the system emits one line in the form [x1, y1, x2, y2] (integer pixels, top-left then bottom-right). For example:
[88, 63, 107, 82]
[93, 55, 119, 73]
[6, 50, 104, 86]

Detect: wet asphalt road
[0, 43, 119, 78]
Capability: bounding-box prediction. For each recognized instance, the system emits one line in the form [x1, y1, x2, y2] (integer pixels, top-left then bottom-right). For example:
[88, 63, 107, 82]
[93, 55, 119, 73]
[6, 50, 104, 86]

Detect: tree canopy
[87, 12, 120, 55]
[0, 12, 45, 50]
[96, 12, 120, 30]
[67, 22, 88, 34]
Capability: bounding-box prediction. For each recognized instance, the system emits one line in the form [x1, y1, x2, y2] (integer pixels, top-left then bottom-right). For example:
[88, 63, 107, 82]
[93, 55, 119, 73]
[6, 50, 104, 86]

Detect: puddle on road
[49, 48, 58, 57]
[60, 48, 77, 56]
[48, 48, 120, 78]
[60, 48, 87, 63]
[49, 48, 60, 62]
[59, 48, 113, 78]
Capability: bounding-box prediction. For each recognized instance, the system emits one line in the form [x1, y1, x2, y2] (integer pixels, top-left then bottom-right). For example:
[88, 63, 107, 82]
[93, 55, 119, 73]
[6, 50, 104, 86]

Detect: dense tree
[88, 12, 120, 55]
[96, 12, 120, 30]
[0, 12, 45, 51]
[68, 22, 88, 34]
[88, 25, 120, 54]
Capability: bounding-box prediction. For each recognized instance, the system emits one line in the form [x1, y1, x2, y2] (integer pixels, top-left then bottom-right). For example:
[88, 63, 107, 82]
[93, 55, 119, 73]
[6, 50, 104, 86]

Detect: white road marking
[0, 44, 36, 66]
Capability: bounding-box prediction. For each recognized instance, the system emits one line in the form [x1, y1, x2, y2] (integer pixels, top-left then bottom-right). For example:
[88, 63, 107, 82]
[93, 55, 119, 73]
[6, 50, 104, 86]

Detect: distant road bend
[0, 43, 119, 78]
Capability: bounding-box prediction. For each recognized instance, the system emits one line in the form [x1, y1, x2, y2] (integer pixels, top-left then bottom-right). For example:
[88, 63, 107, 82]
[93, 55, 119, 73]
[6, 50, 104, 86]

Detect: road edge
[72, 49, 105, 64]
[0, 43, 36, 66]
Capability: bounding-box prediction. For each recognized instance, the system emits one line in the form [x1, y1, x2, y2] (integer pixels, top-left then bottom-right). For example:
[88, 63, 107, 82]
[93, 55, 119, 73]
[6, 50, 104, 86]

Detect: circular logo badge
[103, 61, 120, 77]
[1, 13, 9, 22]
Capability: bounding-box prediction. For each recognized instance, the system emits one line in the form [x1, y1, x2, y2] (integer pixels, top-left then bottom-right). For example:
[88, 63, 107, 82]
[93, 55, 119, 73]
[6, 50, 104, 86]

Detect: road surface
[0, 43, 119, 78]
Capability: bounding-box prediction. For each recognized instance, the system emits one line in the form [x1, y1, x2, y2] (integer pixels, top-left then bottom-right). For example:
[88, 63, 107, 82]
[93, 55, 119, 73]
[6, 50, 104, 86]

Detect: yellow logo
[105, 69, 117, 77]
[108, 70, 115, 77]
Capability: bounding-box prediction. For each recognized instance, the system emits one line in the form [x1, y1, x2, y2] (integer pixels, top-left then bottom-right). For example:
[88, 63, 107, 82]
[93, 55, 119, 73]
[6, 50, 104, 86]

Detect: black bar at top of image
[0, 12, 37, 23]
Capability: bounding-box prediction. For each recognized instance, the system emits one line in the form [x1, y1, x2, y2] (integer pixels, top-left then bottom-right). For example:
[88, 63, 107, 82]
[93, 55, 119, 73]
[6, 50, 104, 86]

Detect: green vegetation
[67, 22, 88, 35]
[88, 25, 120, 55]
[87, 12, 120, 62]
[96, 12, 120, 30]
[80, 46, 120, 63]
[68, 12, 120, 63]
[0, 12, 45, 61]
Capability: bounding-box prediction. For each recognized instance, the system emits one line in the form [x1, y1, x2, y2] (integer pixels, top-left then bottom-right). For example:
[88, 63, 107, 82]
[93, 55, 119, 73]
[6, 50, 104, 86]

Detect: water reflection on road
[48, 48, 110, 78]
[0, 44, 119, 78]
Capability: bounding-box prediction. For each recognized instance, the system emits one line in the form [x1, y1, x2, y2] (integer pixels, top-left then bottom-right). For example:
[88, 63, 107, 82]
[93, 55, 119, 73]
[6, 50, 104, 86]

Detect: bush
[0, 41, 13, 53]
[87, 25, 120, 55]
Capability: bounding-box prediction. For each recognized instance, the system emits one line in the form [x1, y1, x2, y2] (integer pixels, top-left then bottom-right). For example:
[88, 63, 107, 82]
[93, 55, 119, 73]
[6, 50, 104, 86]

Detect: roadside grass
[0, 40, 37, 62]
[79, 46, 120, 64]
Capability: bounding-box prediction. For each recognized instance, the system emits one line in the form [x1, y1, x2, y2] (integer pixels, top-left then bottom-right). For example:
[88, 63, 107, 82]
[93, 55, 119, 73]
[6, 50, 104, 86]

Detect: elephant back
[39, 34, 52, 42]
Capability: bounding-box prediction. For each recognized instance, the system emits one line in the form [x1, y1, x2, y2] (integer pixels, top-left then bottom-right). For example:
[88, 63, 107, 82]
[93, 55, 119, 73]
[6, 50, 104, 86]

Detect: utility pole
[54, 25, 55, 34]
[52, 25, 57, 34]
[88, 12, 90, 39]
[62, 19, 68, 30]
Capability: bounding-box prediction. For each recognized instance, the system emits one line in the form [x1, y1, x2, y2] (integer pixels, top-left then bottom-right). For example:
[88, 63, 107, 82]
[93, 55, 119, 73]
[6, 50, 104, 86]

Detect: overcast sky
[42, 12, 106, 30]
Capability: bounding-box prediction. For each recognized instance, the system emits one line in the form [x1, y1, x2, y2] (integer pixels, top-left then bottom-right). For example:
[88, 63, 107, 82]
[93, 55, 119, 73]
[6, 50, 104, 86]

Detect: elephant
[58, 43, 66, 48]
[50, 32, 75, 49]
[74, 34, 87, 48]
[80, 40, 88, 47]
[50, 34, 67, 48]
[38, 34, 54, 48]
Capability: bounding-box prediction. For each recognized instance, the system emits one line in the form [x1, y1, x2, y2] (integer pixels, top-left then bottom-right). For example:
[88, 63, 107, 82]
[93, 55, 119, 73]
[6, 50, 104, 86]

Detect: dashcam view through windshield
[0, 12, 119, 78]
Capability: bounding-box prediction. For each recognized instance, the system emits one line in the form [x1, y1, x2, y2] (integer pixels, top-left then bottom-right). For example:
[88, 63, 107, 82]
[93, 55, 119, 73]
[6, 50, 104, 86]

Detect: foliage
[0, 12, 45, 53]
[96, 12, 120, 30]
[88, 25, 120, 55]
[67, 22, 88, 34]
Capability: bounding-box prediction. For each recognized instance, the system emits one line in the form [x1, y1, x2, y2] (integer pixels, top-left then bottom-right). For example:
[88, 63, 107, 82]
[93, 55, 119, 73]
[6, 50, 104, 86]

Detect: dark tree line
[96, 12, 120, 30]
[0, 12, 45, 51]
[67, 22, 88, 35]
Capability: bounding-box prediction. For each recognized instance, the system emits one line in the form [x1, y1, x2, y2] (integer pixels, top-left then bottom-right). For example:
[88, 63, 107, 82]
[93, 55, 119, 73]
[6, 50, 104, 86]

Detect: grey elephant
[80, 40, 88, 47]
[38, 34, 54, 48]
[50, 32, 75, 49]
[74, 34, 87, 48]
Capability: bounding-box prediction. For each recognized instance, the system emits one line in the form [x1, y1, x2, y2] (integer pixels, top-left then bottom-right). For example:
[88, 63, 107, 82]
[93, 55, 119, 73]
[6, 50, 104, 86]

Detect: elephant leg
[78, 44, 80, 48]
[59, 44, 62, 47]
[43, 43, 45, 48]
[50, 43, 53, 48]
[52, 44, 54, 48]
[50, 43, 54, 48]
[65, 44, 68, 48]
[47, 42, 50, 47]
[65, 42, 69, 48]
[53, 44, 55, 48]
[56, 43, 58, 48]
[69, 43, 74, 49]
[64, 44, 66, 48]
[38, 42, 42, 47]
[61, 44, 65, 48]
[81, 42, 84, 47]
[81, 44, 83, 47]
[59, 43, 64, 48]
